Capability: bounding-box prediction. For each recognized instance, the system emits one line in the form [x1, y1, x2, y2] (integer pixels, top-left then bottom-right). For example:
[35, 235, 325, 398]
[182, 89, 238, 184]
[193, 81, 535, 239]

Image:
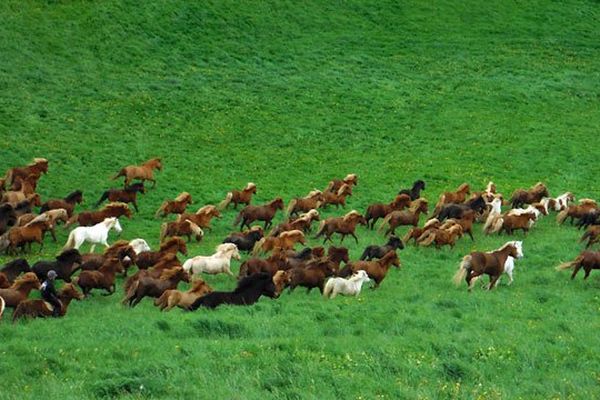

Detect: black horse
[398, 180, 426, 201]
[189, 273, 278, 310]
[360, 236, 404, 260]
[436, 195, 486, 221]
[0, 203, 17, 235]
[95, 182, 146, 212]
[222, 230, 264, 253]
[32, 249, 82, 282]
[0, 258, 31, 284]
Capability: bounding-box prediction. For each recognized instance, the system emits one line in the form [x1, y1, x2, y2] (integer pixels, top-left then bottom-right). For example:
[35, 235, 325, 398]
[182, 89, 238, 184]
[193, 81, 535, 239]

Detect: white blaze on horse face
[514, 241, 524, 258]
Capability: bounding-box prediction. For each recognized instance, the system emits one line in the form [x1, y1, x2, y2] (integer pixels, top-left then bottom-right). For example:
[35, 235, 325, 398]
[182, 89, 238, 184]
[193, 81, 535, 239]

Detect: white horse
[63, 217, 122, 253]
[323, 270, 371, 299]
[129, 238, 151, 254]
[182, 243, 241, 277]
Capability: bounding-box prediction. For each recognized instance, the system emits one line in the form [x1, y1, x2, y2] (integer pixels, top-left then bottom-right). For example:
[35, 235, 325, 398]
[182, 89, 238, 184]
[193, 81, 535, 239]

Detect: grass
[1, 0, 600, 399]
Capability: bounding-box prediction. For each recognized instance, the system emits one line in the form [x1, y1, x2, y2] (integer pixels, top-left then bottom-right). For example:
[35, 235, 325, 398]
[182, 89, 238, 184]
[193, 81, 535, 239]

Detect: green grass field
[1, 1, 599, 399]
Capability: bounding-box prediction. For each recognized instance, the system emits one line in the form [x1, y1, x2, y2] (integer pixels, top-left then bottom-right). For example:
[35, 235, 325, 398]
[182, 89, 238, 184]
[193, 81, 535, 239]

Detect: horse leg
[488, 275, 500, 290]
[506, 270, 513, 285]
[583, 267, 592, 280]
[90, 244, 96, 253]
[150, 178, 156, 188]
[133, 201, 139, 213]
[50, 228, 57, 242]
[467, 229, 474, 241]
[571, 264, 581, 279]
[351, 232, 359, 244]
[226, 267, 235, 277]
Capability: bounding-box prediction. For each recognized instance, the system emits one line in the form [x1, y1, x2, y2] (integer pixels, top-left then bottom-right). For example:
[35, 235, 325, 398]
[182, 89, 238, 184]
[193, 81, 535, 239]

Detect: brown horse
[442, 210, 476, 241]
[556, 251, 600, 280]
[453, 241, 523, 290]
[557, 201, 598, 225]
[499, 213, 536, 235]
[378, 199, 429, 236]
[0, 273, 10, 288]
[80, 241, 136, 275]
[286, 190, 323, 217]
[5, 217, 52, 254]
[96, 183, 145, 212]
[238, 250, 289, 278]
[252, 230, 306, 255]
[123, 266, 191, 307]
[219, 182, 257, 210]
[288, 258, 337, 294]
[9, 173, 40, 195]
[74, 258, 124, 296]
[417, 224, 463, 248]
[40, 190, 84, 217]
[342, 250, 400, 288]
[66, 202, 132, 227]
[160, 219, 204, 242]
[402, 218, 442, 244]
[320, 184, 353, 209]
[112, 158, 162, 188]
[0, 259, 32, 284]
[234, 197, 284, 230]
[314, 210, 367, 244]
[176, 205, 222, 230]
[432, 183, 470, 215]
[12, 283, 84, 322]
[155, 192, 193, 218]
[4, 158, 48, 188]
[325, 174, 358, 194]
[154, 278, 213, 311]
[0, 272, 41, 309]
[580, 225, 600, 249]
[135, 237, 188, 269]
[510, 182, 549, 209]
[17, 209, 68, 242]
[365, 194, 412, 229]
[269, 209, 320, 236]
[3, 194, 42, 213]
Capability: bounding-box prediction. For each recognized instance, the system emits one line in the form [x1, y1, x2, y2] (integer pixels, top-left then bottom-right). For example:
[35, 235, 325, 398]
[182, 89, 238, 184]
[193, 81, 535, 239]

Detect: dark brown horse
[75, 258, 124, 296]
[123, 266, 190, 307]
[0, 258, 31, 284]
[222, 226, 264, 253]
[12, 283, 84, 322]
[557, 200, 598, 225]
[0, 272, 41, 309]
[557, 251, 600, 280]
[66, 202, 132, 227]
[314, 210, 367, 243]
[219, 182, 257, 210]
[40, 190, 84, 217]
[365, 194, 411, 229]
[287, 258, 337, 294]
[189, 273, 278, 309]
[155, 192, 193, 218]
[238, 250, 289, 278]
[378, 199, 429, 236]
[398, 180, 426, 200]
[234, 198, 284, 230]
[580, 225, 600, 249]
[112, 158, 162, 188]
[96, 183, 145, 212]
[510, 182, 549, 209]
[31, 249, 83, 283]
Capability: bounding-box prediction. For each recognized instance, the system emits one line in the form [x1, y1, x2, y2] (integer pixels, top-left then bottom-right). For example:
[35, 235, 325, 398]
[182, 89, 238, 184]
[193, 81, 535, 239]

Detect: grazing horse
[154, 278, 214, 311]
[189, 272, 278, 309]
[40, 190, 84, 217]
[182, 243, 241, 277]
[0, 272, 41, 309]
[3, 158, 48, 188]
[31, 249, 83, 283]
[510, 182, 549, 209]
[74, 257, 124, 296]
[453, 241, 523, 290]
[398, 180, 426, 201]
[269, 209, 320, 236]
[234, 198, 284, 230]
[378, 199, 429, 236]
[580, 225, 600, 249]
[323, 270, 371, 299]
[314, 210, 367, 244]
[360, 236, 404, 260]
[135, 237, 188, 269]
[365, 194, 412, 229]
[123, 267, 191, 307]
[219, 182, 257, 210]
[155, 192, 193, 218]
[286, 190, 323, 217]
[66, 202, 132, 227]
[223, 226, 264, 253]
[0, 258, 31, 284]
[160, 219, 204, 243]
[325, 174, 358, 194]
[63, 217, 122, 253]
[12, 283, 84, 322]
[96, 183, 146, 212]
[556, 251, 600, 280]
[341, 250, 400, 288]
[252, 230, 306, 255]
[320, 184, 353, 209]
[176, 205, 222, 230]
[112, 158, 162, 188]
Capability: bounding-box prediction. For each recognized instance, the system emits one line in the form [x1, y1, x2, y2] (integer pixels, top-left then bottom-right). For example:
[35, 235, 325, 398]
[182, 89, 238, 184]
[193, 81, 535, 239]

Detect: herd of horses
[0, 158, 598, 322]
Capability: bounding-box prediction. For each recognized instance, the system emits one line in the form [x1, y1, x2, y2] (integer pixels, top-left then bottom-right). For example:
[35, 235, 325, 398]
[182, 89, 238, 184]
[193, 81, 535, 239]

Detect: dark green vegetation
[1, 1, 599, 398]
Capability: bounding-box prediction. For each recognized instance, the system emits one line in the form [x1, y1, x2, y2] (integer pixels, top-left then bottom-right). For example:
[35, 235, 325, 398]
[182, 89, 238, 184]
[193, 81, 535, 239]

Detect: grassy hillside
[1, 1, 599, 399]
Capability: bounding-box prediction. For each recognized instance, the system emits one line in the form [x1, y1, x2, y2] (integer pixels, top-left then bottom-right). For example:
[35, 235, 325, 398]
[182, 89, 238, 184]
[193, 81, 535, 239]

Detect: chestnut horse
[556, 251, 600, 280]
[499, 212, 537, 235]
[75, 257, 124, 296]
[365, 194, 411, 229]
[40, 190, 84, 217]
[432, 183, 470, 215]
[12, 283, 84, 322]
[320, 184, 353, 209]
[17, 209, 68, 242]
[123, 266, 191, 307]
[135, 237, 188, 269]
[269, 209, 320, 236]
[402, 218, 441, 245]
[252, 230, 306, 255]
[378, 199, 429, 236]
[398, 180, 426, 201]
[580, 225, 600, 249]
[176, 205, 222, 230]
[154, 278, 213, 311]
[417, 224, 463, 248]
[218, 182, 257, 210]
[5, 217, 52, 254]
[4, 158, 48, 188]
[325, 174, 358, 194]
[557, 200, 598, 225]
[314, 210, 367, 244]
[286, 190, 323, 217]
[112, 158, 162, 188]
[234, 197, 284, 230]
[0, 272, 41, 309]
[510, 182, 549, 209]
[453, 241, 523, 290]
[66, 202, 132, 227]
[341, 250, 400, 288]
[160, 219, 204, 243]
[96, 183, 145, 212]
[155, 192, 193, 218]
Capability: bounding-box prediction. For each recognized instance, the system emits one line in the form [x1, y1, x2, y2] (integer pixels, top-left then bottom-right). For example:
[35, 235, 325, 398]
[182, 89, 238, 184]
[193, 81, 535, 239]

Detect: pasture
[1, 0, 599, 399]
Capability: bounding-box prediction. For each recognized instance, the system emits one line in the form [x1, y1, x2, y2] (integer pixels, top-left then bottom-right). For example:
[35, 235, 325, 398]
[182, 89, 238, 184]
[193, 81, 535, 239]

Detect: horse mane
[410, 199, 428, 212]
[337, 184, 352, 196]
[103, 202, 129, 211]
[175, 192, 191, 202]
[495, 242, 516, 252]
[579, 198, 597, 206]
[196, 205, 217, 215]
[457, 183, 470, 191]
[11, 272, 39, 288]
[57, 248, 81, 261]
[24, 213, 49, 227]
[190, 279, 209, 292]
[280, 230, 304, 239]
[343, 210, 361, 222]
[234, 273, 269, 293]
[159, 266, 184, 280]
[344, 174, 357, 183]
[31, 158, 48, 165]
[244, 182, 256, 191]
[305, 189, 321, 198]
[159, 237, 184, 251]
[215, 243, 237, 253]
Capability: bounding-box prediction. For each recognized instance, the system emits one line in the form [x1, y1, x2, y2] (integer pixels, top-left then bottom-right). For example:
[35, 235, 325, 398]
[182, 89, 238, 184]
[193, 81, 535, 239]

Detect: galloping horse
[4, 158, 48, 188]
[219, 183, 257, 210]
[40, 190, 84, 217]
[234, 198, 284, 230]
[314, 210, 367, 244]
[155, 192, 193, 218]
[63, 217, 122, 253]
[510, 182, 549, 209]
[556, 251, 600, 280]
[112, 158, 162, 188]
[183, 243, 241, 277]
[96, 183, 146, 212]
[398, 180, 426, 200]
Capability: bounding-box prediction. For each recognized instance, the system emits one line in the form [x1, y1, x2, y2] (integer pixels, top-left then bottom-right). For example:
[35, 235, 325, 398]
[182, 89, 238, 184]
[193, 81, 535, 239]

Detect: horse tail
[286, 199, 297, 217]
[252, 238, 265, 256]
[323, 278, 334, 298]
[188, 221, 204, 241]
[112, 168, 126, 180]
[377, 214, 393, 235]
[218, 192, 233, 210]
[154, 291, 169, 308]
[122, 278, 139, 305]
[314, 220, 326, 238]
[453, 255, 471, 285]
[325, 180, 335, 193]
[155, 202, 167, 218]
[556, 255, 584, 271]
[159, 222, 168, 242]
[556, 209, 569, 224]
[418, 231, 436, 247]
[63, 229, 76, 251]
[359, 247, 370, 261]
[486, 216, 504, 234]
[95, 191, 109, 208]
[0, 296, 5, 321]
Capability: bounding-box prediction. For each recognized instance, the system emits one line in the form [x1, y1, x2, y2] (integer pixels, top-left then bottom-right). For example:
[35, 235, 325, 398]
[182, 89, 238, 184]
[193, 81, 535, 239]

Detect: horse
[546, 192, 575, 211]
[416, 224, 464, 249]
[437, 210, 476, 241]
[129, 238, 151, 254]
[0, 273, 9, 288]
[12, 283, 84, 322]
[320, 184, 353, 209]
[323, 270, 370, 299]
[154, 278, 213, 311]
[0, 203, 17, 235]
[31, 249, 83, 283]
[3, 158, 48, 188]
[365, 194, 412, 229]
[8, 172, 40, 195]
[269, 209, 320, 236]
[223, 226, 264, 253]
[74, 257, 124, 296]
[79, 241, 137, 276]
[176, 205, 222, 230]
[434, 183, 470, 211]
[360, 236, 404, 260]
[314, 210, 367, 244]
[288, 257, 338, 294]
[66, 202, 132, 227]
[160, 219, 204, 243]
[580, 225, 600, 249]
[234, 197, 284, 230]
[498, 213, 537, 235]
[325, 174, 358, 194]
[189, 272, 278, 309]
[252, 230, 306, 255]
[7, 194, 42, 216]
[378, 199, 429, 236]
[557, 201, 598, 225]
[434, 195, 486, 221]
[398, 180, 426, 201]
[285, 246, 325, 269]
[340, 250, 400, 288]
[40, 190, 84, 217]
[453, 241, 523, 290]
[17, 209, 68, 242]
[0, 259, 32, 284]
[96, 183, 145, 212]
[63, 217, 122, 253]
[5, 216, 53, 254]
[112, 158, 162, 187]
[483, 197, 504, 234]
[286, 190, 323, 217]
[510, 182, 549, 209]
[557, 251, 600, 280]
[135, 237, 187, 269]
[402, 218, 441, 245]
[575, 210, 600, 230]
[182, 243, 241, 277]
[0, 272, 41, 309]
[218, 182, 257, 210]
[155, 192, 193, 218]
[123, 266, 191, 307]
[238, 250, 289, 279]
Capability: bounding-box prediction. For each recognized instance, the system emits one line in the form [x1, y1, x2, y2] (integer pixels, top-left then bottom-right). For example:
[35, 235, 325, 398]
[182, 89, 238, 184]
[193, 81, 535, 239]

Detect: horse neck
[17, 281, 38, 296]
[379, 254, 396, 269]
[494, 247, 514, 265]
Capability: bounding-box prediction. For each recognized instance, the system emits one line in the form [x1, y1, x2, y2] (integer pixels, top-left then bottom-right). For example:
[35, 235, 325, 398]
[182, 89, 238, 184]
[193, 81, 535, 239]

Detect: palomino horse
[12, 283, 84, 322]
[365, 194, 411, 229]
[323, 270, 370, 299]
[398, 180, 426, 200]
[155, 192, 193, 218]
[314, 210, 367, 244]
[96, 183, 146, 212]
[402, 218, 441, 245]
[417, 224, 463, 249]
[40, 190, 84, 217]
[453, 241, 523, 290]
[182, 243, 241, 277]
[234, 198, 284, 230]
[112, 158, 162, 188]
[154, 278, 213, 311]
[219, 182, 257, 210]
[63, 217, 122, 253]
[510, 182, 549, 209]
[556, 251, 600, 280]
